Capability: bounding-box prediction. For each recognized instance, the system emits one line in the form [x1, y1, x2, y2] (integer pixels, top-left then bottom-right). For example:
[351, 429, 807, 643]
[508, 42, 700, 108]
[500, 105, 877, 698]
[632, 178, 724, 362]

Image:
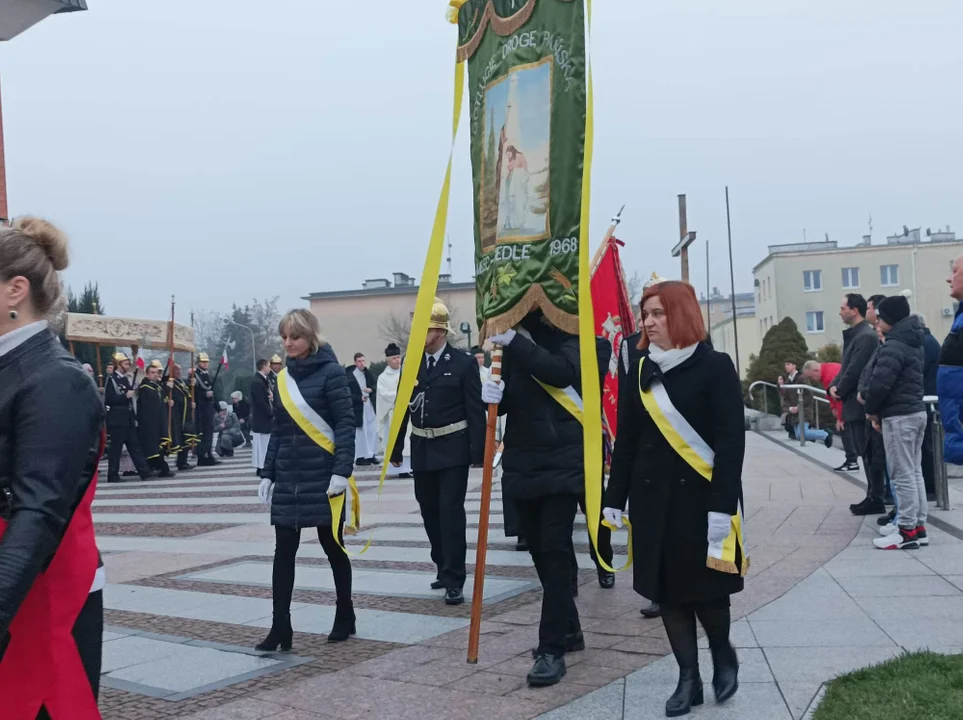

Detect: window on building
[803, 270, 822, 292]
[806, 311, 824, 333]
[841, 267, 860, 289]
[881, 265, 899, 287]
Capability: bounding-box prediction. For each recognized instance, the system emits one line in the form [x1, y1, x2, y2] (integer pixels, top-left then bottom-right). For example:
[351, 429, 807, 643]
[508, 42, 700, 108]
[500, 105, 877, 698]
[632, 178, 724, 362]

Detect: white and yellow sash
[533, 377, 633, 573]
[638, 359, 749, 576]
[277, 368, 371, 555]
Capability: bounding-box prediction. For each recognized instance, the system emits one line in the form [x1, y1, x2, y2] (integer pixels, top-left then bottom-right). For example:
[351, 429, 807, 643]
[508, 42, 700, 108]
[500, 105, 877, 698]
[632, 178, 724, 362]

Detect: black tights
[661, 599, 731, 671]
[272, 521, 352, 613]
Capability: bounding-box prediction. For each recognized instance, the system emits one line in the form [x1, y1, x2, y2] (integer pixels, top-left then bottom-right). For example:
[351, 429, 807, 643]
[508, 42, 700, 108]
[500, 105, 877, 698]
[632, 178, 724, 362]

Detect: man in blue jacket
[939, 255, 963, 467]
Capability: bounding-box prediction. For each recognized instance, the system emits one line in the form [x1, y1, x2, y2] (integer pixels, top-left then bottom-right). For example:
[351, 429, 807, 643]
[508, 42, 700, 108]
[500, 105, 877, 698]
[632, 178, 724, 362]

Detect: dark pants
[35, 590, 103, 720]
[106, 426, 150, 481]
[517, 493, 581, 656]
[271, 520, 352, 614]
[841, 422, 859, 464]
[414, 465, 469, 590]
[177, 446, 192, 468]
[922, 410, 936, 497]
[197, 409, 215, 460]
[147, 455, 171, 475]
[502, 495, 520, 538]
[850, 420, 885, 502]
[239, 423, 252, 444]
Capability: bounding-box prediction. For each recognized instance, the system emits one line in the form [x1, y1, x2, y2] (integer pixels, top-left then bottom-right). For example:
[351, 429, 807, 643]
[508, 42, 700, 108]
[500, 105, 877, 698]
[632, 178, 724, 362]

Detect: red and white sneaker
[915, 526, 929, 546]
[873, 527, 920, 550]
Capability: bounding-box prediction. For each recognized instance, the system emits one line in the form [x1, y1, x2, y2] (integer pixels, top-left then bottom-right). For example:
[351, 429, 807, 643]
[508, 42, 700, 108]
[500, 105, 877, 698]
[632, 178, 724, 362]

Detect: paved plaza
[94, 433, 963, 719]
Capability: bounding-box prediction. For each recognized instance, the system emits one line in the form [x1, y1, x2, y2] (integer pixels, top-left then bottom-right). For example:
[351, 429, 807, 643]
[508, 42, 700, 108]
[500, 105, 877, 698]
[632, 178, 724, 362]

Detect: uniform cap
[428, 298, 453, 334]
[270, 354, 283, 364]
[112, 352, 129, 364]
[198, 352, 210, 363]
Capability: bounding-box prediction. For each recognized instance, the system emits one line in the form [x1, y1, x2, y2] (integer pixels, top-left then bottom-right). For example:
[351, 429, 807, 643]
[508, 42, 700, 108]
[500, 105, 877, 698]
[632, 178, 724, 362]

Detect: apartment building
[710, 309, 760, 380]
[305, 272, 477, 362]
[753, 228, 962, 351]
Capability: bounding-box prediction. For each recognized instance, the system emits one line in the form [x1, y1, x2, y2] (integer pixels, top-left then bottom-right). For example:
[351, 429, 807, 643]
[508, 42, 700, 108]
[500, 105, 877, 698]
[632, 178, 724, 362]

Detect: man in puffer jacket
[939, 254, 963, 466]
[861, 296, 928, 550]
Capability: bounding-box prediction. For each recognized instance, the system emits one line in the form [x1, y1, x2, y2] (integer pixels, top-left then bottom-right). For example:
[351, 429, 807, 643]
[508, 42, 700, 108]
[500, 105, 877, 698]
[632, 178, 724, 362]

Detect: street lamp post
[226, 320, 257, 376]
[460, 321, 472, 350]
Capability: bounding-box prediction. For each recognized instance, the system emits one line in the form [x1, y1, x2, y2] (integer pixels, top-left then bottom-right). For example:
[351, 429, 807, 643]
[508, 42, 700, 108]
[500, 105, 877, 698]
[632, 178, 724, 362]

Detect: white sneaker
[878, 522, 896, 536]
[873, 527, 920, 550]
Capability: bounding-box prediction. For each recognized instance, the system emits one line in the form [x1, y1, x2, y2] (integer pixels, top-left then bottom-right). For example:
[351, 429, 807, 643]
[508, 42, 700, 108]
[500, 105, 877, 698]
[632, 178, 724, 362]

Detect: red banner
[591, 237, 636, 453]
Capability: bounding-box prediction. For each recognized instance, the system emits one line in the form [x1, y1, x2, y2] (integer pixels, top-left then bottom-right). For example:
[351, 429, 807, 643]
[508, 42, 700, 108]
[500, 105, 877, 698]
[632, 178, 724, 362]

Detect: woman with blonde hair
[0, 217, 106, 718]
[604, 280, 747, 717]
[256, 309, 357, 649]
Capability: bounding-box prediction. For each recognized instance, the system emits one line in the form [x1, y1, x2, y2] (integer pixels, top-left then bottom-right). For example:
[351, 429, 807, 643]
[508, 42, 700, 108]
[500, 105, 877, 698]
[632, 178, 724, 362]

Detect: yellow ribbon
[277, 368, 372, 556]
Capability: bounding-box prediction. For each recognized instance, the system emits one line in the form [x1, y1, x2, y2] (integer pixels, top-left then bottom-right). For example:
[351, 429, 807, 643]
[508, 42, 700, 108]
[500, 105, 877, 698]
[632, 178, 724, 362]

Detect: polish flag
[221, 346, 229, 371]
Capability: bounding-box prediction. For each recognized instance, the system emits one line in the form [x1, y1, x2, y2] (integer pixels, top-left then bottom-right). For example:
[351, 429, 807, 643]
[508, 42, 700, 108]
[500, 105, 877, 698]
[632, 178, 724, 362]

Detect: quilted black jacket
[263, 344, 355, 529]
[862, 316, 925, 419]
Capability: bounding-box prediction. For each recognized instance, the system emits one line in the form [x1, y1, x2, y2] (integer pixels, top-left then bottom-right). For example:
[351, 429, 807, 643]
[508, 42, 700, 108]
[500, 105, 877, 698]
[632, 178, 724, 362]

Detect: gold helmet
[198, 352, 210, 363]
[643, 272, 668, 290]
[149, 359, 164, 370]
[112, 352, 129, 364]
[428, 298, 453, 334]
[270, 354, 283, 365]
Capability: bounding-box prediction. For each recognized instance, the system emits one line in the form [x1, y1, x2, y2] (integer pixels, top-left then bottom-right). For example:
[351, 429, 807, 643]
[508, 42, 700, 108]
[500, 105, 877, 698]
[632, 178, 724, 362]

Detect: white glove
[327, 474, 349, 497]
[707, 512, 731, 544]
[488, 329, 517, 346]
[602, 507, 624, 529]
[258, 478, 274, 505]
[481, 380, 505, 405]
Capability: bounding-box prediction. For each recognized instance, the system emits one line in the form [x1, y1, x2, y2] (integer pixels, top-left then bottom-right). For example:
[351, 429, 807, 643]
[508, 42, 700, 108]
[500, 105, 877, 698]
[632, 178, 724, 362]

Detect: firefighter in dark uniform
[194, 352, 219, 466]
[391, 300, 486, 606]
[268, 353, 282, 395]
[618, 272, 666, 620]
[169, 363, 194, 471]
[138, 359, 175, 477]
[104, 352, 152, 483]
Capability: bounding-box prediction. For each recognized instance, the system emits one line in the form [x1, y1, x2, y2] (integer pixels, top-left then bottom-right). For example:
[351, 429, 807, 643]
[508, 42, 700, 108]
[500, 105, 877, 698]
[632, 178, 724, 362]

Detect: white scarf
[647, 343, 699, 374]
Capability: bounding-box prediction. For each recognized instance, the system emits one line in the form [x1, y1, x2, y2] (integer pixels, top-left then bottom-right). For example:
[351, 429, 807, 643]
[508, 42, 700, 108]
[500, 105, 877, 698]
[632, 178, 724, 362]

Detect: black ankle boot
[665, 668, 703, 717]
[255, 612, 292, 652]
[711, 643, 739, 703]
[328, 604, 356, 643]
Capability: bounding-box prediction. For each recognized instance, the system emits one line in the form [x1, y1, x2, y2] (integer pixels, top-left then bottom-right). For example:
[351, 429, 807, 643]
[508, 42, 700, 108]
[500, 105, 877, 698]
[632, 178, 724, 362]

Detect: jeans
[881, 412, 927, 529]
[517, 493, 581, 656]
[793, 422, 829, 443]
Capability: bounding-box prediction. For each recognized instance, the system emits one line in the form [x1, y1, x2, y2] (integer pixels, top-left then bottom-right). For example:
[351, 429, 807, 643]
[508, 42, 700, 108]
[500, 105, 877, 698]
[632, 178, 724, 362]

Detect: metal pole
[797, 388, 806, 447]
[725, 187, 740, 378]
[705, 237, 711, 329]
[933, 406, 950, 510]
[227, 320, 257, 376]
[678, 194, 689, 283]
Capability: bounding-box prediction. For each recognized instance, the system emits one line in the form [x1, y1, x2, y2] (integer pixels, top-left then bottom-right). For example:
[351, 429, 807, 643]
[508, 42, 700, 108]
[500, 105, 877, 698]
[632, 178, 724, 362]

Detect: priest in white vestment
[376, 343, 411, 476]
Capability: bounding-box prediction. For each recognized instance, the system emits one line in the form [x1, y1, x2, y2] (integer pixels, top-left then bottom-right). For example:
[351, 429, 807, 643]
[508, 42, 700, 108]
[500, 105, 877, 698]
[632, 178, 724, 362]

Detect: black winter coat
[250, 373, 273, 434]
[104, 371, 135, 429]
[137, 380, 167, 459]
[345, 367, 364, 427]
[500, 329, 609, 498]
[263, 345, 356, 529]
[922, 328, 941, 397]
[0, 330, 104, 638]
[606, 344, 745, 604]
[863, 316, 925, 419]
[832, 321, 878, 422]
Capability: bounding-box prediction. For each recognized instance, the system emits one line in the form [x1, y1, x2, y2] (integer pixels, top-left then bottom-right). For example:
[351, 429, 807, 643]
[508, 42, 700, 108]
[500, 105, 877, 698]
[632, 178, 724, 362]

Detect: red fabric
[0, 435, 104, 720]
[820, 362, 843, 422]
[591, 236, 636, 449]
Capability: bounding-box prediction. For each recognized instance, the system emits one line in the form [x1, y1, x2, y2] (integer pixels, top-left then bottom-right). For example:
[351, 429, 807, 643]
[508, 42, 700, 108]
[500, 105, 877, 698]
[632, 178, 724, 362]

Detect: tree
[626, 271, 644, 308]
[744, 317, 810, 413]
[60, 282, 114, 376]
[816, 343, 842, 363]
[378, 310, 412, 349]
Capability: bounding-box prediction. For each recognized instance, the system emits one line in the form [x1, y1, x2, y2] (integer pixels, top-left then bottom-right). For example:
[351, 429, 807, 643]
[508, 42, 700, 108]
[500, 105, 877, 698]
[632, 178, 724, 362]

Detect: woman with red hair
[604, 280, 747, 717]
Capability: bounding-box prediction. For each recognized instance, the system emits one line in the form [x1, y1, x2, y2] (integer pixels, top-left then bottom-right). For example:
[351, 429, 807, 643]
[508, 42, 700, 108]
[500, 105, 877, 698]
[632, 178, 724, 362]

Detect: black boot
[665, 668, 703, 717]
[527, 653, 566, 687]
[711, 643, 739, 703]
[531, 630, 585, 658]
[327, 603, 356, 643]
[597, 568, 615, 589]
[255, 612, 293, 652]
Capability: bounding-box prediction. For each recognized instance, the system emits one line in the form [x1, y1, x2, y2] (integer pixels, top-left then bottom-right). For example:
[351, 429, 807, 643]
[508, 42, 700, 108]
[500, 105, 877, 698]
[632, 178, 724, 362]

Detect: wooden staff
[189, 312, 196, 432]
[166, 295, 176, 442]
[467, 345, 503, 664]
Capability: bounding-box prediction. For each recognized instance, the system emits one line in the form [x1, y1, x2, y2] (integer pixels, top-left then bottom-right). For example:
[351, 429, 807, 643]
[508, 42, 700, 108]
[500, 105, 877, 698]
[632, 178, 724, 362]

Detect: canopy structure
[65, 313, 195, 353]
[0, 0, 87, 42]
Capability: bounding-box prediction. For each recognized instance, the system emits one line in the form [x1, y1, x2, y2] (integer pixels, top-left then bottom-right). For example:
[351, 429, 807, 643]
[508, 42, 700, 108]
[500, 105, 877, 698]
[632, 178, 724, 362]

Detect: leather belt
[411, 420, 468, 439]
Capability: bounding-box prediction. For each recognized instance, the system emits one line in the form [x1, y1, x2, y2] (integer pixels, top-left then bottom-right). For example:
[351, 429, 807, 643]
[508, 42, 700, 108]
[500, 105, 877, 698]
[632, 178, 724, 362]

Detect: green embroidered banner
[456, 0, 586, 338]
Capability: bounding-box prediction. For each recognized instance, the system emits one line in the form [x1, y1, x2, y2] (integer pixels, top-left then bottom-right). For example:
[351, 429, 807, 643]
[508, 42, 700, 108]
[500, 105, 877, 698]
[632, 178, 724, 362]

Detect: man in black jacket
[829, 294, 882, 511]
[251, 359, 273, 477]
[194, 353, 219, 466]
[483, 314, 606, 687]
[104, 352, 152, 483]
[916, 313, 942, 499]
[392, 300, 485, 606]
[864, 297, 928, 549]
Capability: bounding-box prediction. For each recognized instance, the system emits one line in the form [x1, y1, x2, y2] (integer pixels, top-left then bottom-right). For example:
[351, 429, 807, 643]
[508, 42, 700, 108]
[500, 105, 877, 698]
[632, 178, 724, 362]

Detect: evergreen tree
[744, 317, 810, 413]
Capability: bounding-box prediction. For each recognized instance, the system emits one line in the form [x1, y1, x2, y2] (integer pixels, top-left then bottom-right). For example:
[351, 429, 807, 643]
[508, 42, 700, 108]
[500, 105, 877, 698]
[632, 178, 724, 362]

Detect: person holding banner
[255, 310, 357, 650]
[604, 281, 747, 717]
[194, 353, 219, 467]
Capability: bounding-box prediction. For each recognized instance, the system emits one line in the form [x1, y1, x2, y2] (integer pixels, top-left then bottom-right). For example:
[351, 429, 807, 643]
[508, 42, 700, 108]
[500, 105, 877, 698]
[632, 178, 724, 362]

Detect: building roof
[304, 280, 475, 301]
[711, 308, 756, 331]
[752, 238, 963, 273]
[56, 0, 88, 11]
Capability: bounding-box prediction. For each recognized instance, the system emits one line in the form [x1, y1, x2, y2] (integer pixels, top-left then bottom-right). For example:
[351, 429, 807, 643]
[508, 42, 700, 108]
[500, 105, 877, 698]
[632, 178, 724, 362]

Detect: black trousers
[841, 422, 859, 464]
[35, 590, 103, 720]
[177, 446, 192, 468]
[414, 465, 469, 589]
[272, 521, 352, 614]
[850, 420, 885, 502]
[106, 426, 150, 481]
[197, 409, 215, 460]
[517, 493, 581, 656]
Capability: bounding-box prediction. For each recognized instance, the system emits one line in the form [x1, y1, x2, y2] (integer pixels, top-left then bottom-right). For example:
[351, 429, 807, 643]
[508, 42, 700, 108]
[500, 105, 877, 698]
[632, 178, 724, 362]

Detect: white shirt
[0, 320, 48, 357]
[424, 346, 445, 368]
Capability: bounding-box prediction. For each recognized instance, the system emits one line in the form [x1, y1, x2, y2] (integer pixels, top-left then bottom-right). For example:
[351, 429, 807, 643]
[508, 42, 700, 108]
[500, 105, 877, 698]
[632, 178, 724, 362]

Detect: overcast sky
[2, 0, 960, 320]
